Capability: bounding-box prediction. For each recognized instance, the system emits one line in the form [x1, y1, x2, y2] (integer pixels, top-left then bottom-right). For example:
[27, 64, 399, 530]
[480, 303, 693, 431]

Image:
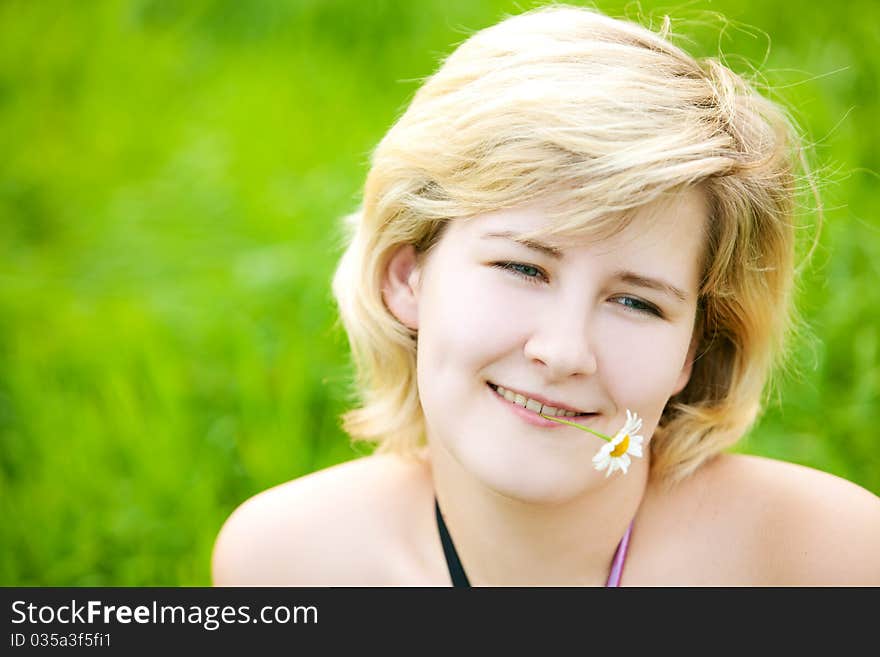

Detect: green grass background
[1, 0, 877, 585]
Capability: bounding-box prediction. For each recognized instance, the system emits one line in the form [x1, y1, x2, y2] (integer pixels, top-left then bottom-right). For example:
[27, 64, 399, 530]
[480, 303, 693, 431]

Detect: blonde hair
[331, 4, 816, 487]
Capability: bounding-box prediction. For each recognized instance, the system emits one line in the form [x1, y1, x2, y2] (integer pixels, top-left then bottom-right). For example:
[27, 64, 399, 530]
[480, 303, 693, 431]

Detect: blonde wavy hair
[331, 4, 816, 487]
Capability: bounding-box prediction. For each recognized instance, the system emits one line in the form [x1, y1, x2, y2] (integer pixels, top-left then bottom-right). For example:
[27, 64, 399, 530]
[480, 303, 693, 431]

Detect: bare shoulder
[211, 452, 433, 586]
[729, 454, 880, 585]
[640, 454, 880, 586]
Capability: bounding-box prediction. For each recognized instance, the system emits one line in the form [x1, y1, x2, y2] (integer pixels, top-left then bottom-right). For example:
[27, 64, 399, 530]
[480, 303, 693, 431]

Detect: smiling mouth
[487, 382, 594, 418]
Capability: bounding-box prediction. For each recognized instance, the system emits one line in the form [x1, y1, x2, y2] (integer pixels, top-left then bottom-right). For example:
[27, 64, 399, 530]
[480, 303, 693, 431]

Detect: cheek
[419, 272, 526, 365]
[415, 274, 528, 446]
[598, 323, 692, 404]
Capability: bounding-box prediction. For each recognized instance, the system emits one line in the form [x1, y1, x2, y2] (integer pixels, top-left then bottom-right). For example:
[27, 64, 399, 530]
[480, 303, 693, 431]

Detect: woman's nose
[522, 305, 599, 379]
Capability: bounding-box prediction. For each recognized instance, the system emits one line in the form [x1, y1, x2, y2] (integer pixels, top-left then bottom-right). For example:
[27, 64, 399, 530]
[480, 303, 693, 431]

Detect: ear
[671, 334, 698, 396]
[382, 244, 422, 331]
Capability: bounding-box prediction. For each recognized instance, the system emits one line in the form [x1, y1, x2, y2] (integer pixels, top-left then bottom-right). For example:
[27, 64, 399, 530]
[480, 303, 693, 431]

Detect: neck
[427, 440, 647, 586]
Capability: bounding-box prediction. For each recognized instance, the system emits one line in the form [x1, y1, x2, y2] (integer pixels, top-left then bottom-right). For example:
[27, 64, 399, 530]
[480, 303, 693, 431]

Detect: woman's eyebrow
[613, 270, 689, 303]
[481, 231, 563, 259]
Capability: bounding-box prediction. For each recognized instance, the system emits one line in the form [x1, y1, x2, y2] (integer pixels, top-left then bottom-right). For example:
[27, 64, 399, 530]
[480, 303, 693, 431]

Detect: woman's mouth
[487, 382, 593, 418]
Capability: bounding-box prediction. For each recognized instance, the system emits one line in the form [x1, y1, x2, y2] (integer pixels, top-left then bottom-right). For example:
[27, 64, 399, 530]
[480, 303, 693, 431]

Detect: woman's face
[395, 189, 706, 502]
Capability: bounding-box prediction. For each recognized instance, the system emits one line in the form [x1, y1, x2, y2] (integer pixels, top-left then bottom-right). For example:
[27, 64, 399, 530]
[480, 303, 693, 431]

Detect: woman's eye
[491, 263, 662, 317]
[614, 296, 662, 317]
[491, 262, 547, 285]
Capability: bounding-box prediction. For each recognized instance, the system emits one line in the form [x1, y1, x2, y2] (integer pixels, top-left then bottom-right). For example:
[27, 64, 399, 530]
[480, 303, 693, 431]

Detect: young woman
[212, 5, 880, 586]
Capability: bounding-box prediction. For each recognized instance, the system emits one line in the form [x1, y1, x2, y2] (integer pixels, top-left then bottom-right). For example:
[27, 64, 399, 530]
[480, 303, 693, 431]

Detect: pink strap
[605, 519, 634, 587]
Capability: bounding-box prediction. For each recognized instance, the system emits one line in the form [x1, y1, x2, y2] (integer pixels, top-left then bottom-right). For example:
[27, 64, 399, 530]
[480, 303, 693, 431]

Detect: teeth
[494, 385, 583, 417]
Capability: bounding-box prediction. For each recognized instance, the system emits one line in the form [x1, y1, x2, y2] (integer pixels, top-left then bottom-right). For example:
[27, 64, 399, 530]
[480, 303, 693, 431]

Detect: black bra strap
[435, 497, 471, 587]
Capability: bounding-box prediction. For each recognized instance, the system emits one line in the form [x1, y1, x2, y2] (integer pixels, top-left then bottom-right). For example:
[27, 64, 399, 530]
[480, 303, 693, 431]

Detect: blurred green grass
[1, 0, 877, 585]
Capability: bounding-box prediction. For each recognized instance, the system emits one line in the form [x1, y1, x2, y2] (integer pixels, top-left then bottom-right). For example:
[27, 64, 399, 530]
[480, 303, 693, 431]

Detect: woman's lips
[487, 382, 591, 415]
[487, 382, 598, 429]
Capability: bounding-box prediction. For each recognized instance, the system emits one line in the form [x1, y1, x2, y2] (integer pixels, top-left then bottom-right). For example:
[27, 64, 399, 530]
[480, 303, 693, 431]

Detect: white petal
[629, 444, 643, 458]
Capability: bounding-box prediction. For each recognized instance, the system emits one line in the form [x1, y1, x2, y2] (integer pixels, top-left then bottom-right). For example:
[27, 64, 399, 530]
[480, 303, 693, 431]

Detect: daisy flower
[591, 409, 644, 477]
[539, 408, 645, 477]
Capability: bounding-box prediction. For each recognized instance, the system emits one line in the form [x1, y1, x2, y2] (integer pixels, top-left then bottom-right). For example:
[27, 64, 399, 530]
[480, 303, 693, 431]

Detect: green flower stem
[539, 414, 613, 442]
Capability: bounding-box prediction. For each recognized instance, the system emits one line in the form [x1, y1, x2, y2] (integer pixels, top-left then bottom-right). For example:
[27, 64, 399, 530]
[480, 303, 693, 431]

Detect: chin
[460, 447, 600, 506]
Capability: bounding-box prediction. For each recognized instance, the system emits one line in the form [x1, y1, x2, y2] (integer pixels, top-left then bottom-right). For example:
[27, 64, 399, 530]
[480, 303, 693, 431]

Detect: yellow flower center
[610, 434, 630, 458]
